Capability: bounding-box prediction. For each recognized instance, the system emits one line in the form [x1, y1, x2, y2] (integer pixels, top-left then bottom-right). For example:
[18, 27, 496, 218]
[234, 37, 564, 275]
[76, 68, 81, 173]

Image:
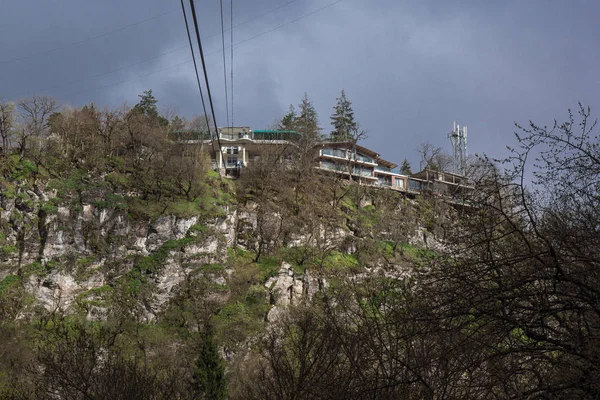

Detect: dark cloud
[1, 0, 599, 168]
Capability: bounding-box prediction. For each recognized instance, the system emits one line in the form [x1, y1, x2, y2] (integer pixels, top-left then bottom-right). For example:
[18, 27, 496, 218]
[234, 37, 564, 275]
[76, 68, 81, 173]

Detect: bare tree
[188, 114, 212, 134]
[97, 107, 124, 156]
[0, 98, 16, 155]
[429, 104, 600, 397]
[343, 124, 369, 183]
[417, 142, 453, 172]
[17, 96, 59, 154]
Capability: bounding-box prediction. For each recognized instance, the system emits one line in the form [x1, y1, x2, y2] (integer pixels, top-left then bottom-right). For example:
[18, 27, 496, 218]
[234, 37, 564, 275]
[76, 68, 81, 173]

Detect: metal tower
[448, 121, 468, 175]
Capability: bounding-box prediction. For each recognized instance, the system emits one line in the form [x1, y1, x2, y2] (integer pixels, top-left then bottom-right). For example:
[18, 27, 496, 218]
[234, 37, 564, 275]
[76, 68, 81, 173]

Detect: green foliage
[7, 155, 37, 180]
[133, 89, 169, 126]
[93, 193, 127, 210]
[400, 158, 412, 174]
[39, 198, 59, 214]
[279, 104, 297, 131]
[296, 93, 320, 140]
[321, 251, 360, 272]
[396, 243, 437, 260]
[105, 171, 130, 188]
[245, 284, 268, 306]
[73, 256, 101, 282]
[330, 89, 357, 141]
[48, 169, 93, 199]
[198, 263, 225, 273]
[135, 237, 196, 276]
[377, 240, 395, 257]
[75, 285, 116, 310]
[0, 275, 20, 294]
[340, 195, 357, 211]
[126, 190, 229, 221]
[194, 329, 226, 400]
[189, 224, 209, 235]
[255, 256, 281, 280]
[0, 182, 17, 199]
[134, 89, 159, 117]
[22, 262, 46, 278]
[0, 244, 17, 257]
[213, 300, 269, 348]
[0, 274, 27, 321]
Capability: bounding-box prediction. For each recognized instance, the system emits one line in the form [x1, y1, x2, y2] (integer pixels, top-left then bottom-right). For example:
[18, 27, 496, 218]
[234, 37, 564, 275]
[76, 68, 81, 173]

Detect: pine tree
[134, 90, 159, 117]
[279, 104, 296, 130]
[330, 89, 357, 142]
[134, 89, 169, 126]
[170, 115, 186, 131]
[194, 328, 226, 400]
[296, 93, 320, 141]
[400, 158, 412, 175]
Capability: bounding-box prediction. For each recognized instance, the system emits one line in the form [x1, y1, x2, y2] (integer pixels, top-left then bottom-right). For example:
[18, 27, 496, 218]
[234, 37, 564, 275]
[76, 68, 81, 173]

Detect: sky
[1, 0, 599, 169]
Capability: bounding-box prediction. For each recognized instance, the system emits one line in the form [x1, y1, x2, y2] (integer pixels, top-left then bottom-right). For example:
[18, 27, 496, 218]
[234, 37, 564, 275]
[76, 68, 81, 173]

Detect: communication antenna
[448, 121, 468, 174]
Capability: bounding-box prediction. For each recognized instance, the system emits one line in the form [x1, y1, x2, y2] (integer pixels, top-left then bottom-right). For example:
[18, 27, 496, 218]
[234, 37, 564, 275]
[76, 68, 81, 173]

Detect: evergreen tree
[170, 115, 186, 131]
[134, 90, 169, 126]
[330, 89, 357, 142]
[134, 90, 159, 117]
[296, 93, 320, 141]
[400, 158, 412, 175]
[194, 328, 226, 400]
[278, 104, 296, 131]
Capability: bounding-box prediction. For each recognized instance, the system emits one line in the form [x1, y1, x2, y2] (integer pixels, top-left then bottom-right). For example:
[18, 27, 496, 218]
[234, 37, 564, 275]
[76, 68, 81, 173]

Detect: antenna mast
[448, 121, 468, 174]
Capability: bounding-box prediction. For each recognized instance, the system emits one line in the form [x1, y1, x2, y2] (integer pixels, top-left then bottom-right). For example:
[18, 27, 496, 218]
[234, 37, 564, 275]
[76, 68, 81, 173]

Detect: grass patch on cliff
[0, 244, 18, 258]
[74, 285, 116, 312]
[198, 263, 225, 273]
[1, 155, 45, 182]
[22, 262, 47, 278]
[213, 297, 270, 348]
[134, 237, 197, 276]
[397, 243, 437, 260]
[320, 251, 360, 273]
[0, 275, 20, 294]
[125, 196, 228, 220]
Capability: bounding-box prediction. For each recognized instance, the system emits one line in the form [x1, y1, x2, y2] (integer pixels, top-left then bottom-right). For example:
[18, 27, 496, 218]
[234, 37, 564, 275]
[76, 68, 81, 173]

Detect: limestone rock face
[0, 183, 233, 315]
[25, 269, 106, 312]
[265, 262, 326, 322]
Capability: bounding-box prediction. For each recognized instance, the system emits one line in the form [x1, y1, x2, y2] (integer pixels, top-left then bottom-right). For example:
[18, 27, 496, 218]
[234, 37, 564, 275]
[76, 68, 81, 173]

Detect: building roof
[252, 130, 301, 135]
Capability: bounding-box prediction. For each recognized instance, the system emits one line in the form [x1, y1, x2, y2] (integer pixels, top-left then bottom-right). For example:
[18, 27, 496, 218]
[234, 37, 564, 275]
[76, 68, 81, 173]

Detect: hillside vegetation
[0, 96, 599, 399]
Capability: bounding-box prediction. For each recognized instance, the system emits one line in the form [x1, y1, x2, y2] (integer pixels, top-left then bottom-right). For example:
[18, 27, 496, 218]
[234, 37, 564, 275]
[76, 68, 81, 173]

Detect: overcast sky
[1, 0, 599, 169]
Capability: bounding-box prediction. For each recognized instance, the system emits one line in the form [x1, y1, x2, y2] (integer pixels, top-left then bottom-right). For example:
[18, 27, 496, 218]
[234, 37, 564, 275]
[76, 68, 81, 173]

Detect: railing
[252, 131, 300, 141]
[352, 167, 374, 177]
[321, 148, 347, 158]
[394, 179, 405, 189]
[375, 166, 403, 174]
[220, 133, 237, 140]
[171, 130, 211, 141]
[320, 161, 344, 172]
[320, 161, 374, 178]
[375, 165, 391, 173]
[408, 178, 425, 192]
[355, 154, 375, 164]
[321, 149, 375, 164]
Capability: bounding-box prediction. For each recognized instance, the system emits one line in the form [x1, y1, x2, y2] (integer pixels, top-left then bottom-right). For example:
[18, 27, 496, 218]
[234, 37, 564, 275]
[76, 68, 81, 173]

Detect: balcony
[353, 167, 375, 177]
[319, 161, 376, 179]
[374, 165, 403, 175]
[320, 149, 376, 164]
[321, 148, 347, 158]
